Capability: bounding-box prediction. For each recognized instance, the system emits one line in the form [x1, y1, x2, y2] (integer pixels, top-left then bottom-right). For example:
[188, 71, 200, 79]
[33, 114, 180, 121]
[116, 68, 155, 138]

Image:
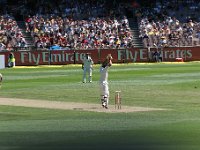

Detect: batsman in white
[99, 54, 113, 109]
[82, 53, 94, 83]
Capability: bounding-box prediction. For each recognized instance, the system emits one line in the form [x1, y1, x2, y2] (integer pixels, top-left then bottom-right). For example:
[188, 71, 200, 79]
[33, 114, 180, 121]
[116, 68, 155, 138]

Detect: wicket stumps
[115, 91, 121, 109]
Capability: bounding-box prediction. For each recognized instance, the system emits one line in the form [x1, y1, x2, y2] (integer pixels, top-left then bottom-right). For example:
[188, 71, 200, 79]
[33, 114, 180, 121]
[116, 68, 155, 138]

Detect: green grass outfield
[0, 62, 200, 150]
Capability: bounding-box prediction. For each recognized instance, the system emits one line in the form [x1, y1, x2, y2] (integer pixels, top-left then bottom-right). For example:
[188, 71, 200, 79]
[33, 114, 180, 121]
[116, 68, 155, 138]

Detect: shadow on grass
[0, 129, 198, 150]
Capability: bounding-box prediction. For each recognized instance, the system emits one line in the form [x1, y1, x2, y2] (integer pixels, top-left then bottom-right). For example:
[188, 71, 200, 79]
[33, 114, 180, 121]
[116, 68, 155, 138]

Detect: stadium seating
[0, 0, 200, 51]
[137, 0, 200, 48]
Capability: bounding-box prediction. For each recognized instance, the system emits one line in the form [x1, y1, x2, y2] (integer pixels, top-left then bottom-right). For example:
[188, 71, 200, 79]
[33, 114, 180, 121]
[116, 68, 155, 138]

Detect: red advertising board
[0, 50, 99, 66]
[0, 47, 200, 66]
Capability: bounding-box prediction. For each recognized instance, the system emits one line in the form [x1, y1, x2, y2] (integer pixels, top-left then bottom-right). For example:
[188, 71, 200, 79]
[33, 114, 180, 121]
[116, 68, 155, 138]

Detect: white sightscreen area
[0, 55, 5, 69]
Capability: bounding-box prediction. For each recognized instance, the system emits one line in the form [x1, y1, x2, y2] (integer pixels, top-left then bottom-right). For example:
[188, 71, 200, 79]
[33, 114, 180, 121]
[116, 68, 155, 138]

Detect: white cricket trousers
[100, 81, 109, 103]
[83, 67, 92, 82]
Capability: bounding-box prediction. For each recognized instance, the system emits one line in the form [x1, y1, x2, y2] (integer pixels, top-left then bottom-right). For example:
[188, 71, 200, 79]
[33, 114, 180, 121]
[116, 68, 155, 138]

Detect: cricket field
[0, 62, 200, 150]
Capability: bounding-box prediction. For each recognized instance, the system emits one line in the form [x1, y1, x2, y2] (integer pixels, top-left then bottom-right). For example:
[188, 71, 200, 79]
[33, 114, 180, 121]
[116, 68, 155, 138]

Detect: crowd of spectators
[0, 0, 135, 51]
[137, 0, 200, 48]
[0, 15, 27, 51]
[23, 0, 134, 50]
[1, 0, 200, 51]
[26, 15, 133, 50]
